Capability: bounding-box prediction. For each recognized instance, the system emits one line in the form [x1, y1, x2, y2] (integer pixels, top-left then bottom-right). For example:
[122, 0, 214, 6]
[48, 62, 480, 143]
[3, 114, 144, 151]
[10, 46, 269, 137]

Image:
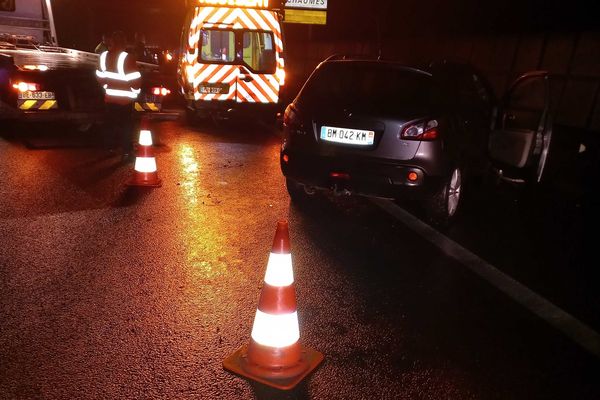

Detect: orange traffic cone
[223, 220, 324, 390]
[127, 128, 162, 187]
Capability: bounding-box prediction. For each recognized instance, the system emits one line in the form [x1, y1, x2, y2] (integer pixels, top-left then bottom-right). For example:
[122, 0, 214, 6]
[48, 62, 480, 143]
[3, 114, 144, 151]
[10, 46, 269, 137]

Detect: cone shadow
[112, 185, 153, 208]
[250, 380, 310, 400]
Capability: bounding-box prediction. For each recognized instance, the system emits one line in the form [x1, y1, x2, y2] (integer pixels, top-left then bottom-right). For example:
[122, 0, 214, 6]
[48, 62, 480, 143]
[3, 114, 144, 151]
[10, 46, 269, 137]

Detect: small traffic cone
[223, 220, 324, 390]
[127, 129, 162, 187]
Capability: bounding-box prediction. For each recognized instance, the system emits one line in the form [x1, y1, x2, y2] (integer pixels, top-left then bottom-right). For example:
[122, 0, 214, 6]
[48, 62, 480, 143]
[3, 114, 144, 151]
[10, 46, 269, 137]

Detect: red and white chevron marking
[183, 6, 284, 104]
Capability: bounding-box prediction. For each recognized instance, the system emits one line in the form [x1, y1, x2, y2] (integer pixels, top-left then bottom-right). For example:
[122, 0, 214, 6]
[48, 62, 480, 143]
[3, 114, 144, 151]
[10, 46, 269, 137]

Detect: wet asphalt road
[1, 118, 599, 399]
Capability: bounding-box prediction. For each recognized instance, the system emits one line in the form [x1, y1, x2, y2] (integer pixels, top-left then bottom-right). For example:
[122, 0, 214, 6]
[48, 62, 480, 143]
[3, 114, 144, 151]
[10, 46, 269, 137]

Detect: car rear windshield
[298, 62, 437, 112]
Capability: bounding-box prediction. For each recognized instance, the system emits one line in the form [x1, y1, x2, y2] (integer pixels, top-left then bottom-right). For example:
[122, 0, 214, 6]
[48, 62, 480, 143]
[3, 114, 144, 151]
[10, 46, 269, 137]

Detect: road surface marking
[371, 198, 600, 358]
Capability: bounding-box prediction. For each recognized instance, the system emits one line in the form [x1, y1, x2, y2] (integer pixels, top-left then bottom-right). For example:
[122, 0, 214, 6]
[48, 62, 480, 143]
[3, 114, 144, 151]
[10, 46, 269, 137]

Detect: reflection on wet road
[0, 119, 598, 399]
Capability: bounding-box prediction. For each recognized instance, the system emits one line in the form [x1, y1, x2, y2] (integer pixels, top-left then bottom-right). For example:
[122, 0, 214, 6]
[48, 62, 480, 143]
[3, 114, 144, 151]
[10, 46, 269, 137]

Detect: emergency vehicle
[1, 0, 174, 126]
[179, 0, 286, 121]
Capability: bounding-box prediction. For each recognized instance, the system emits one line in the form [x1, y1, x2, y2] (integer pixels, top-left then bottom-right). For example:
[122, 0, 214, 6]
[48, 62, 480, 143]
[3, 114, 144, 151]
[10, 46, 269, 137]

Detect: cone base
[223, 343, 324, 391]
[127, 173, 162, 188]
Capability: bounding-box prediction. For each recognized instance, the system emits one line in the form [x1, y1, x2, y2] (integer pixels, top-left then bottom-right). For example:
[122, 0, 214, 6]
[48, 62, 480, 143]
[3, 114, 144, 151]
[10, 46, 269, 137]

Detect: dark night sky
[52, 0, 599, 52]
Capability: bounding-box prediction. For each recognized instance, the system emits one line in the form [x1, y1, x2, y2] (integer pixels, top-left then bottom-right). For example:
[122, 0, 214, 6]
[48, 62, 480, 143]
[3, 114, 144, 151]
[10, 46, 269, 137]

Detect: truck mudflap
[18, 110, 104, 123]
[142, 109, 182, 121]
[2, 100, 180, 123]
[17, 99, 58, 111]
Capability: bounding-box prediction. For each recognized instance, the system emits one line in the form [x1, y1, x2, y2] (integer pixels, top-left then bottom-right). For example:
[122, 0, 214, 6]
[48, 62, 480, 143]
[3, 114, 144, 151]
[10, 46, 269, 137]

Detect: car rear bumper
[280, 149, 445, 200]
[188, 99, 279, 117]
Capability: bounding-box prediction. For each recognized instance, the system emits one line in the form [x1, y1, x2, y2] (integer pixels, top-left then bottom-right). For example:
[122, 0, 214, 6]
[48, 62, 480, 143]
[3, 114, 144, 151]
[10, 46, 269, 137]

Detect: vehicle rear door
[236, 30, 279, 104]
[489, 71, 551, 183]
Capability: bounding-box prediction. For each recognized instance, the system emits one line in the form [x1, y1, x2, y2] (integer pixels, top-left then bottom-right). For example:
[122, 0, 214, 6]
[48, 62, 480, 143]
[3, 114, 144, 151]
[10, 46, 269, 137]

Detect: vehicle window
[298, 63, 436, 112]
[509, 77, 547, 111]
[0, 0, 16, 12]
[200, 29, 235, 62]
[242, 31, 276, 73]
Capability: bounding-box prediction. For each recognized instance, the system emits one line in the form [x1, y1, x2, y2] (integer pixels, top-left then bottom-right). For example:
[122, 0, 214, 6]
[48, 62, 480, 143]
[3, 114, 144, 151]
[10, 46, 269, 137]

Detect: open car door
[489, 71, 552, 183]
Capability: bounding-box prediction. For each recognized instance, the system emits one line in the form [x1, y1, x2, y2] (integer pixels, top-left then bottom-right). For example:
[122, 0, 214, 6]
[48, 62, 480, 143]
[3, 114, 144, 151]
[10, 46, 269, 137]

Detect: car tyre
[425, 166, 463, 227]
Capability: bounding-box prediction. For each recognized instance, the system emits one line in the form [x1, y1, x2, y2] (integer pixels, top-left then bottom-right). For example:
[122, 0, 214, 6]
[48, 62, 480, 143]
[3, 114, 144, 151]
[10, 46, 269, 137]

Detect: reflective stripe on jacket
[96, 51, 141, 103]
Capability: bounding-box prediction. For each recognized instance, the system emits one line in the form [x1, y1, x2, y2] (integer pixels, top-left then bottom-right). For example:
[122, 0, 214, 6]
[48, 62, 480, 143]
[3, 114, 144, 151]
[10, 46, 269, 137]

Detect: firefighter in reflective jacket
[96, 31, 141, 160]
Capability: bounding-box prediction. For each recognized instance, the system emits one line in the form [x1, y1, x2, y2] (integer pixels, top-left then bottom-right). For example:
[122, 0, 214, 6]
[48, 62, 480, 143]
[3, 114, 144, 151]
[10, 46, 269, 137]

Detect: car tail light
[401, 119, 439, 141]
[22, 64, 49, 71]
[330, 172, 350, 180]
[152, 87, 171, 96]
[12, 81, 40, 92]
[283, 104, 298, 127]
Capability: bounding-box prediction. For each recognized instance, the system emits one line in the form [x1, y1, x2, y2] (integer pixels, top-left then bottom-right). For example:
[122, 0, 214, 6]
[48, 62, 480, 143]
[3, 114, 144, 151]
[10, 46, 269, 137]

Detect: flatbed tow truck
[0, 0, 177, 127]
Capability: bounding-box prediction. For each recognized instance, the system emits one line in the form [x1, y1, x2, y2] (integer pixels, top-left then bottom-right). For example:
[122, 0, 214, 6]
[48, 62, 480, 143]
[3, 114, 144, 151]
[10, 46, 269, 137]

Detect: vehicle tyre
[286, 177, 319, 204]
[425, 166, 463, 227]
[185, 107, 198, 125]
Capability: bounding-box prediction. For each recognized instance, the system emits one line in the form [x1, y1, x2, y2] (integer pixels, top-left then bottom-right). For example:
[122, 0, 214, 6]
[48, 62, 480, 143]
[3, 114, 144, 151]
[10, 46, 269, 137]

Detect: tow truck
[0, 0, 176, 127]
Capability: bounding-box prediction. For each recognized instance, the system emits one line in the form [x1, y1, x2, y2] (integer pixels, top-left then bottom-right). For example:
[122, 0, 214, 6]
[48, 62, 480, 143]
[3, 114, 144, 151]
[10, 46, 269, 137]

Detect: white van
[178, 0, 285, 121]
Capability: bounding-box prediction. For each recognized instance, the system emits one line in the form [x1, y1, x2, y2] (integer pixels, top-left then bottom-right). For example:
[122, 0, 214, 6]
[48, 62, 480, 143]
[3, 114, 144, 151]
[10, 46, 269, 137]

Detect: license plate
[142, 94, 159, 103]
[199, 83, 229, 95]
[320, 126, 375, 146]
[18, 91, 55, 100]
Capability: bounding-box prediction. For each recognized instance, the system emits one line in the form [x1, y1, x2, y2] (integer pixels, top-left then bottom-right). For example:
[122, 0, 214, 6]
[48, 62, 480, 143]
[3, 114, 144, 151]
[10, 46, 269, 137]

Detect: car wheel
[425, 166, 463, 227]
[286, 178, 319, 204]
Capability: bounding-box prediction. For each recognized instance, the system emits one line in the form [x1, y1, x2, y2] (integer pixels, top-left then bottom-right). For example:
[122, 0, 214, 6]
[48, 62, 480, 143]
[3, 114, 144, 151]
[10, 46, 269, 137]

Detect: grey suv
[280, 59, 494, 225]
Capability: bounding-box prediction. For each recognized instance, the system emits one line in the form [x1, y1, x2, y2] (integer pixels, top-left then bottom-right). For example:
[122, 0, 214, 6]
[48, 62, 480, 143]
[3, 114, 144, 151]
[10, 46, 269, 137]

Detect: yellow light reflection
[177, 144, 229, 279]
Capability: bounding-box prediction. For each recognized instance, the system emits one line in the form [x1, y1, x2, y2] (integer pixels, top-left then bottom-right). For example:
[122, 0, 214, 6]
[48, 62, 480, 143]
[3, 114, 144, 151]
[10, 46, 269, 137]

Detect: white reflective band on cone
[264, 253, 294, 287]
[134, 157, 157, 173]
[139, 130, 153, 146]
[251, 310, 300, 348]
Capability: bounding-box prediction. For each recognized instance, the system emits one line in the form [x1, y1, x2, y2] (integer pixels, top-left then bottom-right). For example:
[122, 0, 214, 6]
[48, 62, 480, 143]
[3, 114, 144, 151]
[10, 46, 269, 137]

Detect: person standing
[133, 32, 148, 63]
[96, 31, 141, 161]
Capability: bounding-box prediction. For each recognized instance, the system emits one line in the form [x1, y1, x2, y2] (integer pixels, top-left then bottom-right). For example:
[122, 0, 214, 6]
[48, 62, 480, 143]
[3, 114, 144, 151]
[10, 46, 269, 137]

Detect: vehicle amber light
[12, 82, 40, 92]
[407, 172, 419, 182]
[165, 52, 173, 62]
[152, 87, 171, 96]
[22, 64, 49, 71]
[276, 68, 286, 86]
[282, 154, 289, 163]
